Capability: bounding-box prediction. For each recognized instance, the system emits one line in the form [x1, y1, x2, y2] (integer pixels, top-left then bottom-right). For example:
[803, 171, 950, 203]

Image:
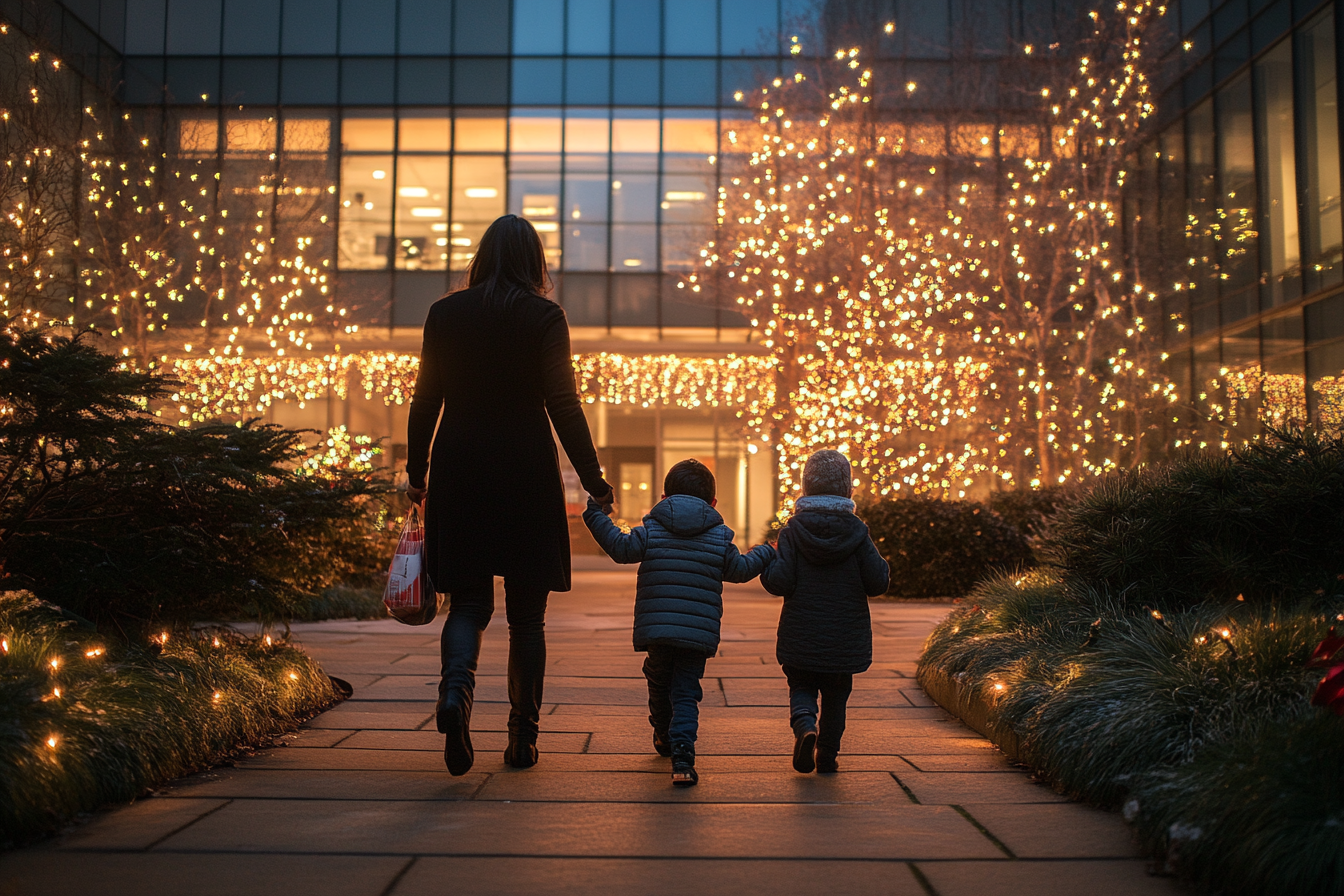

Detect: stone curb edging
[916, 663, 1026, 762]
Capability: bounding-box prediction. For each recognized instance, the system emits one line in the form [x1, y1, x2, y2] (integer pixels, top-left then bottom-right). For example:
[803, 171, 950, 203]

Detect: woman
[406, 214, 613, 775]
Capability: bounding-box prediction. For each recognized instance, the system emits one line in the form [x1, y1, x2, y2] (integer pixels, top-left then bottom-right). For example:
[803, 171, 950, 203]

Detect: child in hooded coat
[584, 458, 775, 786]
[762, 449, 890, 773]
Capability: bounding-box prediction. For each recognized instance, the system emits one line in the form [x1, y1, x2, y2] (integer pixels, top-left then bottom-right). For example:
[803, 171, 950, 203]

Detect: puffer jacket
[584, 494, 775, 655]
[762, 495, 890, 674]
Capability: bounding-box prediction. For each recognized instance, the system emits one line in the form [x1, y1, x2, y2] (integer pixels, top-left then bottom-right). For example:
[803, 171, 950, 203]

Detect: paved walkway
[7, 574, 1178, 896]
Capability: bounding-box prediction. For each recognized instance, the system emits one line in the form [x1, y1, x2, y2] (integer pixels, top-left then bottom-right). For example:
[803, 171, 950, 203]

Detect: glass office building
[1142, 0, 1344, 437]
[20, 0, 1074, 538]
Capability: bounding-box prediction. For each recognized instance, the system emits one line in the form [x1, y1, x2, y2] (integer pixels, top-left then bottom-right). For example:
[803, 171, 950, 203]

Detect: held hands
[589, 483, 616, 515]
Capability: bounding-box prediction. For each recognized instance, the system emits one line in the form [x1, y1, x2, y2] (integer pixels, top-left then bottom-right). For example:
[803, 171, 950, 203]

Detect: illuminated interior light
[397, 186, 429, 197]
[463, 187, 498, 198]
[410, 207, 445, 217]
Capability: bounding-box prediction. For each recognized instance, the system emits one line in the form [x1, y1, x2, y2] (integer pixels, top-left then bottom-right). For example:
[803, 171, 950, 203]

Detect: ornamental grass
[0, 593, 338, 845]
[919, 429, 1344, 893]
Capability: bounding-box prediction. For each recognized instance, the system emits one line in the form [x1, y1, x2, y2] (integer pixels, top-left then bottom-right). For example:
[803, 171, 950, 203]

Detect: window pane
[454, 0, 510, 54]
[1159, 122, 1187, 344]
[1187, 99, 1219, 318]
[565, 115, 611, 154]
[398, 59, 452, 105]
[395, 155, 450, 270]
[1299, 10, 1343, 292]
[340, 153, 394, 270]
[281, 59, 339, 105]
[166, 0, 220, 54]
[565, 174, 610, 223]
[1215, 72, 1258, 305]
[455, 113, 508, 151]
[721, 0, 776, 55]
[451, 155, 506, 270]
[613, 59, 660, 105]
[399, 0, 452, 54]
[283, 118, 332, 155]
[1254, 40, 1300, 307]
[512, 58, 564, 105]
[341, 115, 395, 151]
[283, 0, 338, 53]
[513, 0, 564, 53]
[898, 0, 950, 59]
[339, 0, 395, 53]
[661, 174, 714, 223]
[509, 174, 562, 269]
[663, 60, 717, 106]
[661, 224, 708, 271]
[340, 59, 396, 105]
[223, 0, 279, 53]
[566, 58, 611, 105]
[568, 0, 611, 54]
[398, 115, 451, 152]
[179, 117, 219, 156]
[510, 114, 563, 153]
[612, 174, 657, 222]
[665, 0, 716, 55]
[564, 225, 610, 271]
[614, 0, 660, 54]
[612, 224, 657, 272]
[612, 115, 660, 172]
[662, 112, 717, 173]
[125, 0, 166, 54]
[224, 116, 277, 156]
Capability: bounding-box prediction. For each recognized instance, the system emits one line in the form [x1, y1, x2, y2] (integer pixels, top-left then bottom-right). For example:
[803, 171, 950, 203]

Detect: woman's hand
[590, 485, 615, 515]
[406, 484, 428, 507]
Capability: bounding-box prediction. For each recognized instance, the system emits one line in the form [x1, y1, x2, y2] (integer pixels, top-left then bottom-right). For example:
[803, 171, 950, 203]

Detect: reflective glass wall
[69, 0, 1076, 337]
[1154, 2, 1344, 432]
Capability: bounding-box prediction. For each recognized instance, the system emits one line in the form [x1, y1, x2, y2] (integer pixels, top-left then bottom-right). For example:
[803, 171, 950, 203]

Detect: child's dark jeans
[643, 644, 707, 747]
[783, 665, 853, 755]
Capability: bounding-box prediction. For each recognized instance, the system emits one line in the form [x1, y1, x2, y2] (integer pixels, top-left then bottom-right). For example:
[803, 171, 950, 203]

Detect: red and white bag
[383, 505, 443, 625]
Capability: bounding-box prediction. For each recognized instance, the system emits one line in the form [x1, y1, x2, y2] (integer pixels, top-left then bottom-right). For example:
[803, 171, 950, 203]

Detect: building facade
[15, 0, 1096, 539]
[1143, 0, 1344, 440]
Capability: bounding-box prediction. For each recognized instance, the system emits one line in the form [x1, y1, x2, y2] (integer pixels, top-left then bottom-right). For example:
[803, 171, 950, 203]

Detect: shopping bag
[383, 505, 444, 626]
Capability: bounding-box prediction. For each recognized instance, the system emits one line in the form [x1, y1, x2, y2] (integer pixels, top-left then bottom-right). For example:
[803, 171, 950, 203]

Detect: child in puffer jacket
[584, 458, 775, 786]
[762, 450, 890, 774]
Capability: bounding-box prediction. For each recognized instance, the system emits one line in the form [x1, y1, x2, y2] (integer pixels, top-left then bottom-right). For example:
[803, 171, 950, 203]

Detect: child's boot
[671, 742, 698, 786]
[816, 750, 839, 774]
[792, 726, 817, 773]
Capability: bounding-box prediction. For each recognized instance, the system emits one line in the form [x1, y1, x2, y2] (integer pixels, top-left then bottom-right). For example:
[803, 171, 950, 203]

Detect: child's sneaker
[792, 728, 817, 773]
[671, 743, 698, 786]
[816, 751, 839, 774]
[653, 730, 672, 757]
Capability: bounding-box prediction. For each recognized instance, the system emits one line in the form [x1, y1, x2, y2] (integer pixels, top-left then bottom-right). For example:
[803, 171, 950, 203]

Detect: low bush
[861, 496, 1034, 598]
[1046, 429, 1344, 610]
[0, 592, 337, 844]
[0, 330, 395, 632]
[919, 430, 1344, 893]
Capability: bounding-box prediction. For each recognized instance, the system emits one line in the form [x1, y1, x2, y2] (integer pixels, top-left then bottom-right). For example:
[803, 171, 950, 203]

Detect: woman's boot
[436, 685, 474, 776]
[503, 735, 538, 768]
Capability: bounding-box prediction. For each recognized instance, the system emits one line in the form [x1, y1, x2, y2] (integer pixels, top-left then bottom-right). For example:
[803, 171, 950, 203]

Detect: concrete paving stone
[324, 673, 387, 688]
[164, 800, 1002, 860]
[919, 859, 1180, 896]
[473, 770, 907, 804]
[307, 711, 433, 730]
[585, 731, 994, 756]
[898, 753, 1020, 773]
[899, 688, 937, 707]
[960, 803, 1142, 859]
[165, 769, 486, 801]
[337, 729, 592, 753]
[0, 852, 409, 896]
[284, 727, 356, 748]
[56, 797, 228, 851]
[329, 700, 433, 714]
[239, 748, 450, 772]
[719, 682, 916, 708]
[893, 771, 1067, 804]
[392, 857, 927, 896]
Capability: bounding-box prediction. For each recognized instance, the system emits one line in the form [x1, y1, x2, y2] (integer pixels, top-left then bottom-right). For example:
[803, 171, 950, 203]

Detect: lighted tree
[696, 1, 1177, 499]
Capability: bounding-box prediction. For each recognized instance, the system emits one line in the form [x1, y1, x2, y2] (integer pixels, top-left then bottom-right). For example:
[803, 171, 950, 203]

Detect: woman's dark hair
[463, 214, 551, 302]
[664, 459, 716, 503]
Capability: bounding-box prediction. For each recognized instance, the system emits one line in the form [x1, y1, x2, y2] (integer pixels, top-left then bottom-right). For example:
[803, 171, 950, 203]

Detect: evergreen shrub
[0, 592, 337, 843]
[0, 330, 394, 631]
[861, 495, 1034, 598]
[919, 430, 1344, 894]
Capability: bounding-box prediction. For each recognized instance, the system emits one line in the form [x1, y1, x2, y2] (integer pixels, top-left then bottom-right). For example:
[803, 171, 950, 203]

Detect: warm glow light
[397, 186, 429, 197]
[463, 187, 498, 198]
[410, 207, 445, 217]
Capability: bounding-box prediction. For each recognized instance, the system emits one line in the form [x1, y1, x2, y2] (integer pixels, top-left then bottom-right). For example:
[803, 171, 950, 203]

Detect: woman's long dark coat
[406, 286, 608, 593]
